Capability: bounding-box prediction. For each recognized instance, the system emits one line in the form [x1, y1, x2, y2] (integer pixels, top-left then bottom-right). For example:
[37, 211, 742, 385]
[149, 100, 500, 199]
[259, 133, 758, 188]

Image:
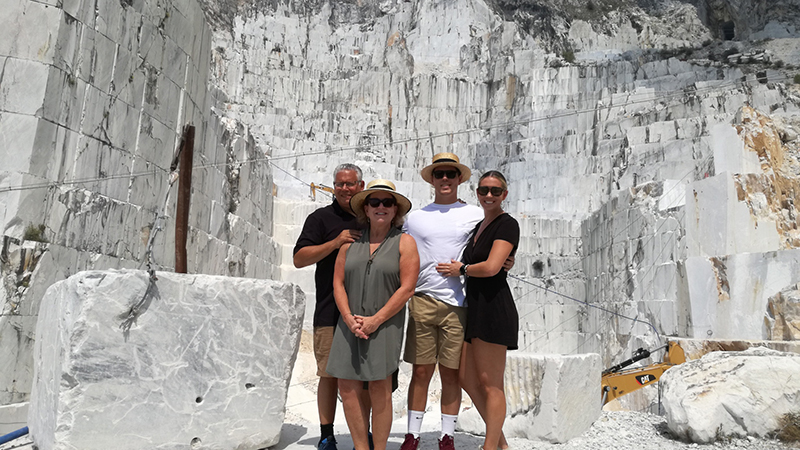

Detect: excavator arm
[601, 341, 686, 405]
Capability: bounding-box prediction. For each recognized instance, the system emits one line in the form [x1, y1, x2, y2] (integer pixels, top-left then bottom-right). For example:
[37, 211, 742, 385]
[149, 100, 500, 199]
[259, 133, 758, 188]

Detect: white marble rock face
[28, 269, 305, 450]
[456, 352, 601, 443]
[661, 347, 800, 443]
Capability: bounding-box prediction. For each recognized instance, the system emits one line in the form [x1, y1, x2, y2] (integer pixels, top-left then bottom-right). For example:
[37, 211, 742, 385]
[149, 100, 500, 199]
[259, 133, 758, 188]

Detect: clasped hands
[344, 313, 379, 339]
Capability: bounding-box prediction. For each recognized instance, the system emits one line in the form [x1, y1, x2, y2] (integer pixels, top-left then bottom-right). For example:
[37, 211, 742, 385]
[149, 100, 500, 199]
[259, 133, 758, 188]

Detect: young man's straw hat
[419, 152, 472, 184]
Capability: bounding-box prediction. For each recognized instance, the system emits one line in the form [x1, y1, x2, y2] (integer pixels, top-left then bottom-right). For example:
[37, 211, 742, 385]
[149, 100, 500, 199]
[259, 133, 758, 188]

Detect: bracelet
[460, 264, 469, 276]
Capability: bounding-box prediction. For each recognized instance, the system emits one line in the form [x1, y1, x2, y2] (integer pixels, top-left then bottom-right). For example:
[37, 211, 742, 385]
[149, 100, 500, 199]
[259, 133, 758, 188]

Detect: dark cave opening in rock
[722, 21, 735, 40]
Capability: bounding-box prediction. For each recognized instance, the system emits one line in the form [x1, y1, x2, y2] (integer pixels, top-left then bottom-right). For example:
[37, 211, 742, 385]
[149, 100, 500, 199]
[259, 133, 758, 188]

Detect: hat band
[433, 158, 457, 164]
[370, 184, 393, 190]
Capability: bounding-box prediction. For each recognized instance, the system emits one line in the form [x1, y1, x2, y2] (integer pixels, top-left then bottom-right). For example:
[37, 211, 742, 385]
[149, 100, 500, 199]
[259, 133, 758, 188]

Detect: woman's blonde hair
[478, 170, 508, 190]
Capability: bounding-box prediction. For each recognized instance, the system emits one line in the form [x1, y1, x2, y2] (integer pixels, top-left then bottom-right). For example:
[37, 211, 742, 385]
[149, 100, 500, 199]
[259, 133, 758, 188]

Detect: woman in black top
[438, 170, 519, 450]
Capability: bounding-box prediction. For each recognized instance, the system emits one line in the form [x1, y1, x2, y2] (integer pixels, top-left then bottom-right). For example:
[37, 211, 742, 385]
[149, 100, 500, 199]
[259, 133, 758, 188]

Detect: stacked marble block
[1, 0, 212, 238]
[271, 196, 327, 329]
[580, 180, 688, 353]
[29, 270, 304, 450]
[512, 216, 587, 355]
[457, 352, 602, 444]
[684, 108, 800, 340]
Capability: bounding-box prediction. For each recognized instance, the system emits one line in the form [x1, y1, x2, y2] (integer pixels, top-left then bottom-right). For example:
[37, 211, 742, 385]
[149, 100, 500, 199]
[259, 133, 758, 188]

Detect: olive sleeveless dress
[326, 227, 406, 381]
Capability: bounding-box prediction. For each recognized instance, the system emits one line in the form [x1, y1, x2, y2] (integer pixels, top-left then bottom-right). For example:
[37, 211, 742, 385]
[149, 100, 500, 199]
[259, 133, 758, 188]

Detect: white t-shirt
[403, 202, 483, 307]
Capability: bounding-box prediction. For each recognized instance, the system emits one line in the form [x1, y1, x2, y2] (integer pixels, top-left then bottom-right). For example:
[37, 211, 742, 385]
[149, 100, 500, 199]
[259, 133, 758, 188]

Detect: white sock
[408, 410, 425, 438]
[441, 413, 458, 438]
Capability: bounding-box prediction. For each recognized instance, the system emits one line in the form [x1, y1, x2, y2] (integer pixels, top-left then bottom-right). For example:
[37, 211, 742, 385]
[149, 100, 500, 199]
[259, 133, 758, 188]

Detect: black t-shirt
[293, 200, 364, 327]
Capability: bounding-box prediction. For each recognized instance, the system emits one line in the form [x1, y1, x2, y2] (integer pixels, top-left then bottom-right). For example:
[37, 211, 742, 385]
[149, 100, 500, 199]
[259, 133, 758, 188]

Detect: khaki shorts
[403, 293, 467, 370]
[314, 326, 335, 378]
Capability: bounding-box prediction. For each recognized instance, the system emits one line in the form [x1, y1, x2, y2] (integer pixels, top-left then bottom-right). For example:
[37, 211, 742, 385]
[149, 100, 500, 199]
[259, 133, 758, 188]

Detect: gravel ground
[263, 411, 798, 450]
[2, 410, 795, 450]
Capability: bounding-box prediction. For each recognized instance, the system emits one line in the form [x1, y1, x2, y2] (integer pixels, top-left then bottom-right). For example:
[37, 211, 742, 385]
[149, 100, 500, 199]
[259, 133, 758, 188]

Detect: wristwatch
[460, 264, 469, 276]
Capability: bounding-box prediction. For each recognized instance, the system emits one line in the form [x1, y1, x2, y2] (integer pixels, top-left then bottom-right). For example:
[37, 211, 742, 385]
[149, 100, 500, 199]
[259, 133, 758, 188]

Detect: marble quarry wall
[1, 0, 280, 407]
[206, 0, 800, 360]
[3, 0, 800, 418]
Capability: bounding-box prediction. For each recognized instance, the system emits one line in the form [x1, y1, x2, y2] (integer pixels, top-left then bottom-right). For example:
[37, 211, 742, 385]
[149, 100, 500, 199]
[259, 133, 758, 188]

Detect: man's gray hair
[334, 163, 363, 181]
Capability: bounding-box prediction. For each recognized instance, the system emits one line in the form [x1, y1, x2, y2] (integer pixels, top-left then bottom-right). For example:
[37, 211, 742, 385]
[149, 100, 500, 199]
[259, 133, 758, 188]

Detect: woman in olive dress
[327, 179, 419, 450]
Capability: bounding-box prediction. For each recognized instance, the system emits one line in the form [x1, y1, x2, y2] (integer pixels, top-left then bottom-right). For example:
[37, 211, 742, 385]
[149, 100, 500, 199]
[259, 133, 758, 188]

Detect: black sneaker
[319, 436, 338, 450]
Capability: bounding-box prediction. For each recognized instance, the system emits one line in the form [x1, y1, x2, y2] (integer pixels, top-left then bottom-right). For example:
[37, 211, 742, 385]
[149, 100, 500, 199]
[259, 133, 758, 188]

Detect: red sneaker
[400, 434, 420, 450]
[438, 434, 455, 450]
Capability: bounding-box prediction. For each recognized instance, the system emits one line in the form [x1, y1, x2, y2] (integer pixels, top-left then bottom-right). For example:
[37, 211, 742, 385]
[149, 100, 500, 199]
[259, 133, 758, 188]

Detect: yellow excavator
[601, 341, 686, 405]
[309, 182, 335, 200]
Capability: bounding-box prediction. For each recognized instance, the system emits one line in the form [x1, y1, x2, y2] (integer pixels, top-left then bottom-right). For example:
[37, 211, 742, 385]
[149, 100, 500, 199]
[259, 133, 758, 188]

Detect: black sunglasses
[476, 186, 505, 196]
[366, 197, 397, 208]
[432, 169, 460, 179]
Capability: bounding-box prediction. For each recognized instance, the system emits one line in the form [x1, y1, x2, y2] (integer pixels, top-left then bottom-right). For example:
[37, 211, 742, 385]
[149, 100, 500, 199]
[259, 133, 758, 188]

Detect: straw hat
[420, 152, 472, 184]
[349, 179, 412, 218]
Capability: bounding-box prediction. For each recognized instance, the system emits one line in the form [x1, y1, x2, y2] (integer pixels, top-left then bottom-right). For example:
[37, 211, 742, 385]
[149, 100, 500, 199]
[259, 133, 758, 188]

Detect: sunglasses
[433, 169, 460, 179]
[366, 197, 397, 208]
[476, 186, 505, 196]
[334, 181, 359, 188]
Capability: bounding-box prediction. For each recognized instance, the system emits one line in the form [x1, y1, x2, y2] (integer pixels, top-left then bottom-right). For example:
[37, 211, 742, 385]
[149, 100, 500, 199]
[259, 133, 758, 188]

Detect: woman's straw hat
[349, 179, 412, 218]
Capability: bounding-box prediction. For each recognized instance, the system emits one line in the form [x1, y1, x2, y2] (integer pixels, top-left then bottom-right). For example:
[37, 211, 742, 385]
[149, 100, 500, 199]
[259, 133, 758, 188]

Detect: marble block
[28, 269, 304, 450]
[685, 250, 800, 340]
[662, 347, 800, 443]
[457, 352, 601, 443]
[685, 173, 781, 258]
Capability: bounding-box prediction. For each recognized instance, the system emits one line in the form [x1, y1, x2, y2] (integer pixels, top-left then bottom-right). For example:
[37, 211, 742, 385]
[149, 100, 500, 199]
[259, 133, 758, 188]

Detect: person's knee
[339, 379, 361, 397]
[439, 366, 459, 384]
[411, 364, 435, 382]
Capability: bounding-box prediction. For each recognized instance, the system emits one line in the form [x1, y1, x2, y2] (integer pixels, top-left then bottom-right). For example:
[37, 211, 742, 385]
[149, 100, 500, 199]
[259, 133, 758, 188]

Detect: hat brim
[420, 162, 472, 184]
[350, 188, 412, 218]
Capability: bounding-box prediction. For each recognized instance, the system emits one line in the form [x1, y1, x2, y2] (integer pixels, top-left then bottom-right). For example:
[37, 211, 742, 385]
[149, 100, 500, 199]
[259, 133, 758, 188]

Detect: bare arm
[436, 239, 514, 278]
[358, 234, 419, 336]
[294, 229, 363, 268]
[332, 242, 367, 339]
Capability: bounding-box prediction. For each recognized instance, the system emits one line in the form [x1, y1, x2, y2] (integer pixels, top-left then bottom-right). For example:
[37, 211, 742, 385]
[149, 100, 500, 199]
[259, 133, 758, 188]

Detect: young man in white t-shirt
[401, 153, 483, 450]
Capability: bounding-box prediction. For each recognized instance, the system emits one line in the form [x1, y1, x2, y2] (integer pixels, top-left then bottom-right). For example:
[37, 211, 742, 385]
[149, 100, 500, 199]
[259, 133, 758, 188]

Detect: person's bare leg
[368, 376, 393, 450]
[439, 365, 461, 415]
[319, 376, 338, 425]
[458, 342, 508, 449]
[360, 388, 371, 438]
[339, 379, 370, 450]
[408, 363, 436, 411]
[471, 339, 508, 450]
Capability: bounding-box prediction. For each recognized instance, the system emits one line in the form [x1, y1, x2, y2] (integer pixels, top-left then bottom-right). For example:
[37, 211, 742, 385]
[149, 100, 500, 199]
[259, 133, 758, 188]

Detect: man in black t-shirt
[294, 163, 365, 450]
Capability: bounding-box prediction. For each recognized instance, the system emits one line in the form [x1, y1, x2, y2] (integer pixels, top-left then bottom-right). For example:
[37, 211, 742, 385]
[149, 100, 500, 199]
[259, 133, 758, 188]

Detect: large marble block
[29, 270, 304, 450]
[685, 250, 800, 339]
[457, 352, 601, 443]
[662, 347, 800, 443]
[685, 172, 781, 258]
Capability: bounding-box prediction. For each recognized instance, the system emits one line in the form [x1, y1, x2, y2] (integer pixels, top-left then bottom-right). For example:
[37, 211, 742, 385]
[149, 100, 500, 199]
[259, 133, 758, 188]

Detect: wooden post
[175, 125, 194, 273]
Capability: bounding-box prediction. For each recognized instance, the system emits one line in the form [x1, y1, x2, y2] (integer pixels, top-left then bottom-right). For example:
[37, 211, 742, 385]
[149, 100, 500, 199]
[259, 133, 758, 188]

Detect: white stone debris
[28, 270, 304, 450]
